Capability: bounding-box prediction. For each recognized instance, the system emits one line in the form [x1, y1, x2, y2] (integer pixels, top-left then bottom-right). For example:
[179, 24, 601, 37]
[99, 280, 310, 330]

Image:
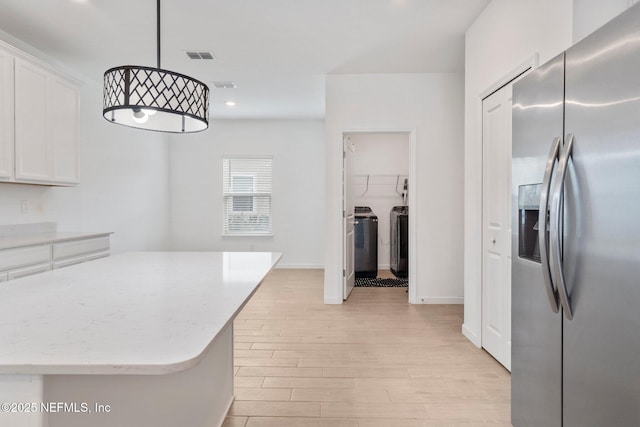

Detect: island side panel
[0, 375, 44, 427]
[43, 321, 234, 427]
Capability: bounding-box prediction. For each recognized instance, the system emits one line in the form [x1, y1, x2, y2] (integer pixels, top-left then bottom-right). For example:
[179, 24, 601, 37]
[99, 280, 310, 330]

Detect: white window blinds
[222, 156, 273, 235]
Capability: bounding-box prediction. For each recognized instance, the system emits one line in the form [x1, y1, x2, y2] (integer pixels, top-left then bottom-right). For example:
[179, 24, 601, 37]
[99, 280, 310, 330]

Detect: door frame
[343, 136, 355, 300]
[341, 128, 417, 303]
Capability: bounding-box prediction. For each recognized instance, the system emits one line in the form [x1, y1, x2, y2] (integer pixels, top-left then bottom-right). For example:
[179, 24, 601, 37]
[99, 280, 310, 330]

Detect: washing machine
[354, 206, 378, 278]
[390, 206, 408, 278]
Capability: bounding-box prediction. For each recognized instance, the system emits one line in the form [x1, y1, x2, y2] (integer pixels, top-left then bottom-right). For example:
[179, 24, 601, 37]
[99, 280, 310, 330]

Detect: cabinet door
[14, 57, 50, 182]
[0, 245, 51, 272]
[7, 263, 51, 280]
[53, 236, 110, 261]
[50, 77, 79, 183]
[0, 48, 13, 180]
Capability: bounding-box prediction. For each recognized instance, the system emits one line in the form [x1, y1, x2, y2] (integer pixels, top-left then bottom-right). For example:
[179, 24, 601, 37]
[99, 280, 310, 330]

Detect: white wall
[573, 0, 632, 43]
[350, 133, 409, 269]
[168, 119, 325, 268]
[0, 33, 171, 253]
[325, 73, 464, 304]
[463, 0, 573, 346]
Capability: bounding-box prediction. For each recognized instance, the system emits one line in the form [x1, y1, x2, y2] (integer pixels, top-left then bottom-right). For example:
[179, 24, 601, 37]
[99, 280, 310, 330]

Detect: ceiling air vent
[186, 51, 215, 60]
[212, 81, 237, 89]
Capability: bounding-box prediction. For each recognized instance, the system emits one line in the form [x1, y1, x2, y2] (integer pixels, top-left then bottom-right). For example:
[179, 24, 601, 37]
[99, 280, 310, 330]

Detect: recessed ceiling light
[225, 101, 236, 107]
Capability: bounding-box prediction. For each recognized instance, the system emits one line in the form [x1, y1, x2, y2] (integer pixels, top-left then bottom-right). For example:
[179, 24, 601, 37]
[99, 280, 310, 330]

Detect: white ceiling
[0, 0, 489, 119]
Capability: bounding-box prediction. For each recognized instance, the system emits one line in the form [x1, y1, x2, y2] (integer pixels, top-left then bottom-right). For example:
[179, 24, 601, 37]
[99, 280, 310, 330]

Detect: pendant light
[103, 0, 209, 133]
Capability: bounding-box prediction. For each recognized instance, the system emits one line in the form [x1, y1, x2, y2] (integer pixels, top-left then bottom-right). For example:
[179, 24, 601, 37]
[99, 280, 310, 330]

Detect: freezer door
[511, 53, 564, 427]
[562, 4, 640, 426]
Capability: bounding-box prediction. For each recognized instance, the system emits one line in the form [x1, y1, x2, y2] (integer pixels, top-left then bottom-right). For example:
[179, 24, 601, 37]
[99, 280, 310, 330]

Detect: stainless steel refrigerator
[511, 4, 640, 426]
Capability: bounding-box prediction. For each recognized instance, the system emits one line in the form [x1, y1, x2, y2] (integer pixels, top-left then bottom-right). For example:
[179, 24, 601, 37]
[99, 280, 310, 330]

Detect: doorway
[343, 131, 412, 301]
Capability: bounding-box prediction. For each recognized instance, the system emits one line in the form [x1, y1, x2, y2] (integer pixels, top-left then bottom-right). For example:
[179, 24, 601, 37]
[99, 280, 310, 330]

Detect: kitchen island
[0, 251, 281, 427]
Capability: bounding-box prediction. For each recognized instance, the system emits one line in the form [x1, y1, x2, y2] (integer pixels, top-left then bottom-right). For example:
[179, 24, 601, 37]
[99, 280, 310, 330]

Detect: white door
[481, 84, 513, 370]
[343, 136, 355, 300]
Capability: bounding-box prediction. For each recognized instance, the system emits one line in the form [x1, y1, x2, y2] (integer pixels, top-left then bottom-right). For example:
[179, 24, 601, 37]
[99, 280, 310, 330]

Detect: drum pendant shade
[102, 0, 209, 133]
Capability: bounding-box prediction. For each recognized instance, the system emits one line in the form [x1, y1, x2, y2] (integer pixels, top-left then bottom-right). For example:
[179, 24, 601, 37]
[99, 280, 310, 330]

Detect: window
[223, 156, 272, 235]
[231, 176, 256, 212]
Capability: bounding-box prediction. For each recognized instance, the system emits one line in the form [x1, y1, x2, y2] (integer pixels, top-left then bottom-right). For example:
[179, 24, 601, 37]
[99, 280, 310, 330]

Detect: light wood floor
[376, 269, 397, 279]
[223, 269, 511, 427]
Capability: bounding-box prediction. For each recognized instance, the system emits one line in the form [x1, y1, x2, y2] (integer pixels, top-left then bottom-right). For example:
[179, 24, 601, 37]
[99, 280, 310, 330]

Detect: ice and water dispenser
[518, 183, 543, 263]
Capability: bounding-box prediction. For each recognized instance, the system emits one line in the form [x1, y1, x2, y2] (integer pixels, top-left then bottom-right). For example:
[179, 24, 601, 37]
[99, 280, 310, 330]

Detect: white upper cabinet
[50, 77, 79, 183]
[14, 57, 79, 185]
[0, 47, 13, 180]
[1, 41, 80, 186]
[14, 57, 50, 182]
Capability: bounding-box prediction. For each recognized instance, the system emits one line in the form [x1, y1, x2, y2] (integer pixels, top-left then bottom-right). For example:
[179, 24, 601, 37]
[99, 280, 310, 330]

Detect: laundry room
[347, 132, 410, 286]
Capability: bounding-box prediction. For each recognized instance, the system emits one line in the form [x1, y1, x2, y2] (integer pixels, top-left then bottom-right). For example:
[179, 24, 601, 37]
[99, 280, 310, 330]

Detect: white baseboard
[275, 264, 324, 269]
[324, 296, 343, 304]
[275, 264, 394, 271]
[415, 296, 463, 304]
[462, 323, 481, 348]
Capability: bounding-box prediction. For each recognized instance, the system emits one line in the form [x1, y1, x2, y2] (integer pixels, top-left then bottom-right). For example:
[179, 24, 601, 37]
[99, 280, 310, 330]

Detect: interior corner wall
[463, 0, 573, 346]
[325, 73, 465, 305]
[0, 33, 171, 254]
[167, 119, 325, 269]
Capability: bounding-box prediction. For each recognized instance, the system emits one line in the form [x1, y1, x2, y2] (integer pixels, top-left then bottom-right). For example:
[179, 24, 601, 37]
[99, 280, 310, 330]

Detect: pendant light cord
[156, 0, 161, 69]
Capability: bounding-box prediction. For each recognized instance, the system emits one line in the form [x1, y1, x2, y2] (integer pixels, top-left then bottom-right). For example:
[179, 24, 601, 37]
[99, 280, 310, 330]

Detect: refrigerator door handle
[550, 133, 574, 320]
[539, 137, 561, 313]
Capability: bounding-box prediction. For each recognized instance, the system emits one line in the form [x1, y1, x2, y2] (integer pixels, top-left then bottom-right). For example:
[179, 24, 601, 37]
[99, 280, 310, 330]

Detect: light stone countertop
[0, 231, 113, 250]
[0, 251, 281, 375]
